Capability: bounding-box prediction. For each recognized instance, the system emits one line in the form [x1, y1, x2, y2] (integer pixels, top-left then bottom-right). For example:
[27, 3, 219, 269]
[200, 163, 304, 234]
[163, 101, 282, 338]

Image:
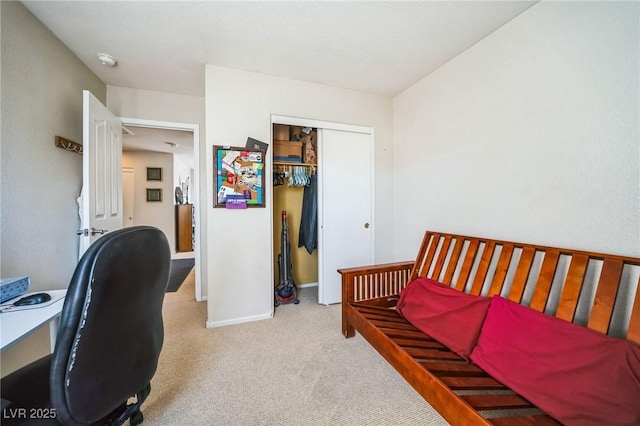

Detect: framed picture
[147, 167, 162, 181]
[213, 145, 265, 208]
[146, 188, 162, 202]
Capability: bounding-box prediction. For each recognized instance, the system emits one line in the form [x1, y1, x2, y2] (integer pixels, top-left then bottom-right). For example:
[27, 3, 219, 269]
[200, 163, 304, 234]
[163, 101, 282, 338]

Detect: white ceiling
[122, 125, 193, 154]
[22, 0, 537, 98]
[23, 1, 537, 162]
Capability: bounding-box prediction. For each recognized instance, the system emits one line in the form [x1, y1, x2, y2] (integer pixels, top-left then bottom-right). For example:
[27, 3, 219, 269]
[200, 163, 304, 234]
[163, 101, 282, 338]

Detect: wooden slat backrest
[431, 235, 452, 280]
[412, 231, 640, 343]
[470, 241, 496, 295]
[420, 232, 440, 279]
[455, 239, 480, 291]
[442, 237, 464, 285]
[487, 244, 514, 297]
[554, 254, 589, 322]
[410, 232, 434, 281]
[529, 250, 560, 312]
[587, 259, 623, 334]
[507, 247, 535, 303]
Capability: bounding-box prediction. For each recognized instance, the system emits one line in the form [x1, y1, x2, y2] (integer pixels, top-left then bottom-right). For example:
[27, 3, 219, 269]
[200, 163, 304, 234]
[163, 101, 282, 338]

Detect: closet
[272, 124, 319, 295]
[271, 118, 374, 306]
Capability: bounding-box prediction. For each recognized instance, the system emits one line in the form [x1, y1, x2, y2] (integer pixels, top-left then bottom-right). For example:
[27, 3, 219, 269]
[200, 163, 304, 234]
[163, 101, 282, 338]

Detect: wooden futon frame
[339, 231, 640, 425]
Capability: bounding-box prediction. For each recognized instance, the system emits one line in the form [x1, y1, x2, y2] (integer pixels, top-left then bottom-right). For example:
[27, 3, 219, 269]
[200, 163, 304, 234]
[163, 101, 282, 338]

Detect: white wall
[393, 1, 640, 260]
[205, 66, 394, 326]
[0, 1, 106, 375]
[1, 1, 107, 286]
[122, 151, 175, 252]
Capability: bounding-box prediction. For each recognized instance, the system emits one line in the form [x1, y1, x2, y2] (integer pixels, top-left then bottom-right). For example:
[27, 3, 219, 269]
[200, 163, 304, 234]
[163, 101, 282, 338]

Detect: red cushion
[396, 277, 491, 360]
[470, 296, 640, 426]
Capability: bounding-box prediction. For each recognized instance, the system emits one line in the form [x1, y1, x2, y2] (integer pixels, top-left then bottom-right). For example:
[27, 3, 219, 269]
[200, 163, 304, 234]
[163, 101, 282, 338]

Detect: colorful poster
[214, 146, 265, 208]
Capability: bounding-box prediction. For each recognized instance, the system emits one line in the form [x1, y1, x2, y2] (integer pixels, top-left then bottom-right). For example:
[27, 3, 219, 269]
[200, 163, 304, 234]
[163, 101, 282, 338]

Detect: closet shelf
[273, 161, 317, 167]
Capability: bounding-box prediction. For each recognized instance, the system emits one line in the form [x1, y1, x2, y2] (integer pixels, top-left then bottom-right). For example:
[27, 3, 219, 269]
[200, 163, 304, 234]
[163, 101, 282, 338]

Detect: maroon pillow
[470, 296, 640, 426]
[396, 277, 491, 360]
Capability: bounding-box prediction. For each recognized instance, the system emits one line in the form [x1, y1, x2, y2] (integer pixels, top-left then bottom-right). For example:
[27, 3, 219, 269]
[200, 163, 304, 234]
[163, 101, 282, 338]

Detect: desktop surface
[0, 290, 67, 351]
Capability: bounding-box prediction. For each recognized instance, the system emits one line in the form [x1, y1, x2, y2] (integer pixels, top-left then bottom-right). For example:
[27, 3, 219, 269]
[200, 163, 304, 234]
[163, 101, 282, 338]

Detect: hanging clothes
[298, 174, 317, 254]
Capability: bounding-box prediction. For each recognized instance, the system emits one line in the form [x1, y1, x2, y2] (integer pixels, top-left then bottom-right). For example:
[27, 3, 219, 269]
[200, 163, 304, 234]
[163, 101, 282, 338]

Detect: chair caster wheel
[130, 410, 144, 426]
[294, 299, 300, 304]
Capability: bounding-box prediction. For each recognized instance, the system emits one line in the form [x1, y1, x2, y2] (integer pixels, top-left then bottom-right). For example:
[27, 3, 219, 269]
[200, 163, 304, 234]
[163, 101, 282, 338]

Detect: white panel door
[79, 90, 123, 256]
[319, 129, 373, 305]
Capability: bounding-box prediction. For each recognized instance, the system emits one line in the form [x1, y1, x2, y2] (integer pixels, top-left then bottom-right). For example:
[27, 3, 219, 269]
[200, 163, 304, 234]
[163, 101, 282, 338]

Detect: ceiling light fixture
[97, 53, 117, 67]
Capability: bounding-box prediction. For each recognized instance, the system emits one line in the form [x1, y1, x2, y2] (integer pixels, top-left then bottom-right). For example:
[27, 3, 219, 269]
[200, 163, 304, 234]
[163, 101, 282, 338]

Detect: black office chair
[1, 226, 171, 425]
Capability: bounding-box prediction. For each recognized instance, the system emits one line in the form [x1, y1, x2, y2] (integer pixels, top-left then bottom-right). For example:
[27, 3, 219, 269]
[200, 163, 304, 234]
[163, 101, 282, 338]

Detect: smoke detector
[97, 53, 117, 67]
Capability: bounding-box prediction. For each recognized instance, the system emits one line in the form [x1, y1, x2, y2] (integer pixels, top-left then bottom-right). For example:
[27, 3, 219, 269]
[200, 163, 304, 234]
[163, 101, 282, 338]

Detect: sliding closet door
[318, 129, 373, 305]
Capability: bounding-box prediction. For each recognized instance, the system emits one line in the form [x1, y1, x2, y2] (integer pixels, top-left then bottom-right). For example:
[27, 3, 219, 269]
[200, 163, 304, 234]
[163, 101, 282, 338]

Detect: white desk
[0, 290, 67, 352]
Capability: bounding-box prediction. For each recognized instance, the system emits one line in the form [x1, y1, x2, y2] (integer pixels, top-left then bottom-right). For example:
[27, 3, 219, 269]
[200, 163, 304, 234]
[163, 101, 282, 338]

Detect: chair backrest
[50, 226, 171, 425]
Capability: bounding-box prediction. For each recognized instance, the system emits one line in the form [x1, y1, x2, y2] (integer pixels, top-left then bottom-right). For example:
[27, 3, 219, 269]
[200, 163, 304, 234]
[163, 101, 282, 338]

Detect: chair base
[105, 383, 151, 426]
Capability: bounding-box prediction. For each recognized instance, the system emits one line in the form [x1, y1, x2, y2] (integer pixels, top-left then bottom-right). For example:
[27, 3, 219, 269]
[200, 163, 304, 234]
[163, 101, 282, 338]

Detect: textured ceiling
[22, 1, 537, 98]
[123, 125, 195, 167]
[123, 126, 193, 155]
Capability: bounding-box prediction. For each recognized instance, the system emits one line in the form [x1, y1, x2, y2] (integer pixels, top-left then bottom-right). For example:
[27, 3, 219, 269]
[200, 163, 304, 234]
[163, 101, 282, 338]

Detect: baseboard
[298, 282, 318, 289]
[206, 312, 272, 328]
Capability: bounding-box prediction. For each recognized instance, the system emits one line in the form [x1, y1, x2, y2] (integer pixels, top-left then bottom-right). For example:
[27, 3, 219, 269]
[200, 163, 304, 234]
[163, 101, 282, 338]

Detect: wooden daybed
[339, 231, 640, 425]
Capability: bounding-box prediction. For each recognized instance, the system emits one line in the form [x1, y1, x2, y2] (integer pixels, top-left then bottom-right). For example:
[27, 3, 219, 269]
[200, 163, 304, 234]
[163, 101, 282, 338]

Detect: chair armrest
[339, 261, 414, 304]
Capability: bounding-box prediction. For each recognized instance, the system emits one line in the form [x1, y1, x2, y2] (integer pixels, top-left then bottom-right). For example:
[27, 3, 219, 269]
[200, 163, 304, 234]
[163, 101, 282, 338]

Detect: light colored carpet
[142, 272, 449, 425]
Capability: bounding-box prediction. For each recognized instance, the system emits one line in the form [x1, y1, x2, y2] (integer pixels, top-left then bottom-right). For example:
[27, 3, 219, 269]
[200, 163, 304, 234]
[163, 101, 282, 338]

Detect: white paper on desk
[0, 292, 65, 313]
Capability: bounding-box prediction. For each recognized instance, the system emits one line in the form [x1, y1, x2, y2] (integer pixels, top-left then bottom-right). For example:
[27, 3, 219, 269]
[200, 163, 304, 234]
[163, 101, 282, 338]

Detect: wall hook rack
[55, 136, 83, 155]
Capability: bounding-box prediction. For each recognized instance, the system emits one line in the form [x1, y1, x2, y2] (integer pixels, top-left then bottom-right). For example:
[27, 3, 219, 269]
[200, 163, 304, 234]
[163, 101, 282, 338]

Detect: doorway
[271, 115, 374, 309]
[120, 117, 203, 302]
